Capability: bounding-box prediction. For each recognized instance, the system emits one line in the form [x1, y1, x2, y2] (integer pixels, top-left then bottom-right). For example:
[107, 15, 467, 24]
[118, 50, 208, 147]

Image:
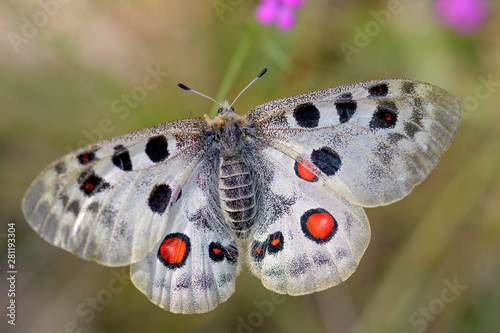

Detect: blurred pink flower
[255, 0, 305, 31]
[434, 0, 489, 34]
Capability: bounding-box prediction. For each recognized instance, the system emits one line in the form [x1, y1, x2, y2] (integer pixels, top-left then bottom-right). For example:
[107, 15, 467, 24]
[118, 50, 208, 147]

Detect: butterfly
[22, 69, 461, 314]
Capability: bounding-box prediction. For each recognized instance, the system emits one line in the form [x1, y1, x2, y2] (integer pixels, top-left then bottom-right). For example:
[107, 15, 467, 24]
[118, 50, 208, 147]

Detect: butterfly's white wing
[22, 119, 210, 266]
[22, 75, 461, 313]
[246, 79, 461, 207]
[247, 147, 370, 294]
[130, 157, 241, 314]
[245, 79, 460, 294]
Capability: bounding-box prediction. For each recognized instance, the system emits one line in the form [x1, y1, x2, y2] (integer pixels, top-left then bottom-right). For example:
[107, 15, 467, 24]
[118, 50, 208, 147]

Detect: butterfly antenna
[178, 83, 221, 107]
[230, 68, 267, 107]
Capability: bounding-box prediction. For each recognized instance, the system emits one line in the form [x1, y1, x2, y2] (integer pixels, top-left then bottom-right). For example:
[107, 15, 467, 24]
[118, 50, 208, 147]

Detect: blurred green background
[1, 1, 499, 332]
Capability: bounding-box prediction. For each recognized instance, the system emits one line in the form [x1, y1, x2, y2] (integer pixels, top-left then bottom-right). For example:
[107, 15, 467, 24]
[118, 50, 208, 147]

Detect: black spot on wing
[79, 172, 110, 196]
[146, 136, 169, 163]
[368, 83, 389, 97]
[209, 242, 239, 265]
[267, 231, 284, 254]
[311, 147, 342, 176]
[148, 184, 172, 214]
[293, 103, 320, 128]
[112, 145, 133, 171]
[338, 93, 353, 100]
[224, 244, 238, 264]
[369, 101, 398, 130]
[251, 240, 267, 262]
[335, 93, 357, 123]
[209, 242, 225, 262]
[77, 151, 97, 165]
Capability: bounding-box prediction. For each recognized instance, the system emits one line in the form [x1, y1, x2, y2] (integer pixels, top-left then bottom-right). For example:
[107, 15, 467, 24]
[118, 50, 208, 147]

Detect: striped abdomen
[219, 157, 256, 237]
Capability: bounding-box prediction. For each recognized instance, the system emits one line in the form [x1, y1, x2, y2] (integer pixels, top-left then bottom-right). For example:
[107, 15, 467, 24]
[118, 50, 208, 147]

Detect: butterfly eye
[214, 133, 220, 142]
[241, 132, 247, 139]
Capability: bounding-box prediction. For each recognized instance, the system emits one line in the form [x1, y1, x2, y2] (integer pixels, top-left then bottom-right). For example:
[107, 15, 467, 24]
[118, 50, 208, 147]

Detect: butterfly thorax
[207, 108, 257, 238]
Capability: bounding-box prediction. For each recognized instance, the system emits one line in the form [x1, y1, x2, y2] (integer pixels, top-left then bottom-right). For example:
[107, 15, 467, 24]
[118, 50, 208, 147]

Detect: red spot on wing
[383, 112, 393, 123]
[84, 181, 95, 191]
[254, 247, 264, 253]
[270, 238, 280, 246]
[81, 154, 90, 163]
[306, 212, 335, 240]
[213, 247, 221, 255]
[297, 162, 316, 181]
[295, 156, 318, 182]
[159, 237, 187, 264]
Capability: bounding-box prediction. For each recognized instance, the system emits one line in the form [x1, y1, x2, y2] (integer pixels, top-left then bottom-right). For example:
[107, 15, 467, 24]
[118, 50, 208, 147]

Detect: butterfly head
[217, 100, 236, 116]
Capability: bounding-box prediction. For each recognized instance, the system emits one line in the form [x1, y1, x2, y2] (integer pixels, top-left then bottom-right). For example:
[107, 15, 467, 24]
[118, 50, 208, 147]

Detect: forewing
[22, 119, 209, 266]
[246, 79, 461, 207]
[248, 147, 370, 295]
[130, 158, 241, 314]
